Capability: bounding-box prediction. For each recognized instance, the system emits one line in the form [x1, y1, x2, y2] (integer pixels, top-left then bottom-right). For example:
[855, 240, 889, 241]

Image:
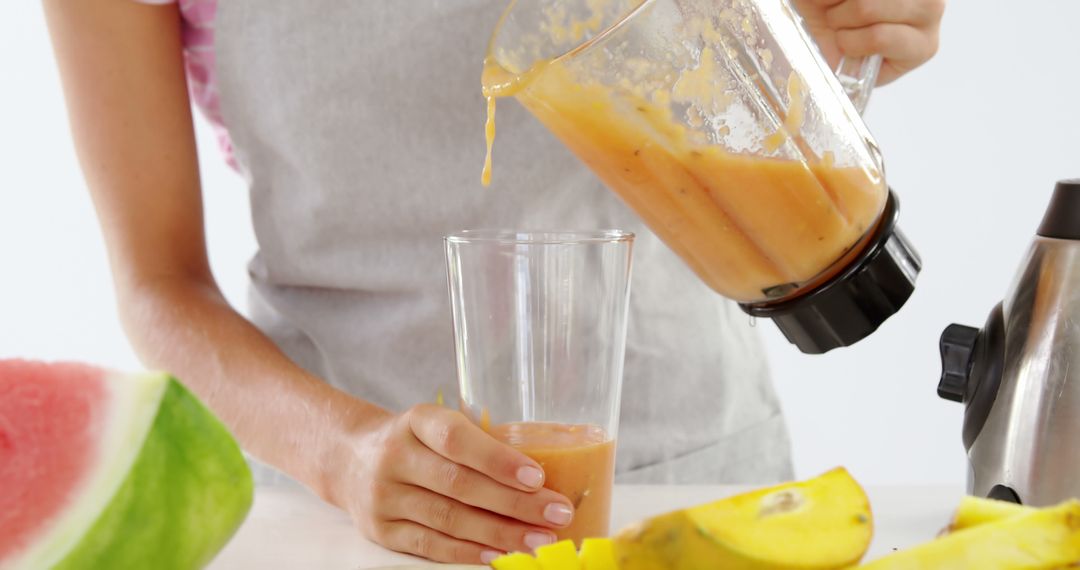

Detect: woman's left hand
[793, 0, 946, 86]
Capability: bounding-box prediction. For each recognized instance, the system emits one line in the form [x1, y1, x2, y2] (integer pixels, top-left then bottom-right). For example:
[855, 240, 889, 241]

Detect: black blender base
[740, 190, 921, 355]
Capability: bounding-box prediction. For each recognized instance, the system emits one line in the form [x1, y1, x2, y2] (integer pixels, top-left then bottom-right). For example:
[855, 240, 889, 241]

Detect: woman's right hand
[327, 404, 575, 564]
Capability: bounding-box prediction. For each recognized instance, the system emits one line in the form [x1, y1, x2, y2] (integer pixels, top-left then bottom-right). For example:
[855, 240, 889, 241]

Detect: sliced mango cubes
[493, 539, 613, 570]
[535, 541, 581, 570]
[579, 537, 618, 570]
[488, 471, 1080, 570]
[492, 553, 541, 570]
[491, 468, 870, 570]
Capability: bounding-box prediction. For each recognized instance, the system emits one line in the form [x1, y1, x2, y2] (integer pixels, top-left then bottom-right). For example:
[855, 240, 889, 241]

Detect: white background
[2, 1, 1077, 486]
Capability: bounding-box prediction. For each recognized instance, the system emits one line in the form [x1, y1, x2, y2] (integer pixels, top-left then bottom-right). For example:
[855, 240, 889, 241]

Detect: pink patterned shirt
[140, 0, 233, 168]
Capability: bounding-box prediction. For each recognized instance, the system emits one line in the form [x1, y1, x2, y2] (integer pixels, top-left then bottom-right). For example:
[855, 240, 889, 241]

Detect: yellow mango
[948, 496, 1031, 532]
[856, 500, 1080, 569]
[535, 540, 582, 570]
[492, 552, 542, 570]
[612, 467, 872, 570]
[580, 538, 617, 570]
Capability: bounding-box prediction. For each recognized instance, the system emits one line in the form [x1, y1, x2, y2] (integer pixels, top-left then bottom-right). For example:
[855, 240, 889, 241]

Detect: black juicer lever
[937, 304, 1006, 450]
[938, 324, 979, 403]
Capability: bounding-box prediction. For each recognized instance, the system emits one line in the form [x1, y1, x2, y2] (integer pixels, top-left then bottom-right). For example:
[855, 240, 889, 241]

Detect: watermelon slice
[0, 360, 254, 570]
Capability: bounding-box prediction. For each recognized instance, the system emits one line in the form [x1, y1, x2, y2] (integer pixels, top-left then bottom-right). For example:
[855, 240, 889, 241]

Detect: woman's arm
[42, 2, 573, 562]
[42, 0, 365, 498]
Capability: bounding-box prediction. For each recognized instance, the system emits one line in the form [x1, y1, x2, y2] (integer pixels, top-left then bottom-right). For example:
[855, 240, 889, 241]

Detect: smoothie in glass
[488, 422, 616, 543]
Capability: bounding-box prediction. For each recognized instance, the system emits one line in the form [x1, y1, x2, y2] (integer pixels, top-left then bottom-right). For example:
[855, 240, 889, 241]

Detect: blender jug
[483, 0, 921, 354]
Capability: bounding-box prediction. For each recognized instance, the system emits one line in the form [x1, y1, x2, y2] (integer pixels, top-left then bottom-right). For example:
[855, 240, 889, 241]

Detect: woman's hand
[328, 404, 574, 564]
[794, 0, 946, 85]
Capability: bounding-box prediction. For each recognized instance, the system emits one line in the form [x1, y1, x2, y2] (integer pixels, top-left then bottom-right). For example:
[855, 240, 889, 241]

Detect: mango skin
[857, 500, 1080, 570]
[612, 510, 726, 570]
[948, 496, 1031, 532]
[613, 468, 872, 570]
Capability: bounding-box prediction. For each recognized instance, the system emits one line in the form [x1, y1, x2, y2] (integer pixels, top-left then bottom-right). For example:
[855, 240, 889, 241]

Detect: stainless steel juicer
[938, 179, 1080, 505]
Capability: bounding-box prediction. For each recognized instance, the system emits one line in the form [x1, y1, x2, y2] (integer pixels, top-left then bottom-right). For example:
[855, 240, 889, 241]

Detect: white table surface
[210, 484, 964, 569]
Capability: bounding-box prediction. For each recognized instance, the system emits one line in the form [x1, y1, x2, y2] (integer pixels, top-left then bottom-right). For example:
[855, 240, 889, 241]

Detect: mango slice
[948, 496, 1031, 532]
[857, 500, 1080, 569]
[580, 538, 618, 570]
[491, 539, 611, 570]
[612, 467, 872, 570]
[492, 552, 542, 570]
[535, 540, 582, 570]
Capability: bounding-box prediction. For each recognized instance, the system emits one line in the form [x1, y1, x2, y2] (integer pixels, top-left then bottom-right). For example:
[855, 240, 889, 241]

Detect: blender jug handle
[835, 54, 882, 114]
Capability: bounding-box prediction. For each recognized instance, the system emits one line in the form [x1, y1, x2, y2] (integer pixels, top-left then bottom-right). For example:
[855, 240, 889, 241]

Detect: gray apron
[214, 0, 793, 485]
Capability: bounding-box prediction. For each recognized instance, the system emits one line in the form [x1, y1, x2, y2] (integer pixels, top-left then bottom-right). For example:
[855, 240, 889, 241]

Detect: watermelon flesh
[0, 360, 253, 570]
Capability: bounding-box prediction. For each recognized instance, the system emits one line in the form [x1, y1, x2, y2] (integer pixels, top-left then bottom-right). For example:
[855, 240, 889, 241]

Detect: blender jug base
[741, 190, 921, 355]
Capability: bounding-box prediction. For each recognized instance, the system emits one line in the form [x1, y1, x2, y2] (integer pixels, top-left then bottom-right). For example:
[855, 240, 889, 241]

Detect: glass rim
[445, 229, 635, 245]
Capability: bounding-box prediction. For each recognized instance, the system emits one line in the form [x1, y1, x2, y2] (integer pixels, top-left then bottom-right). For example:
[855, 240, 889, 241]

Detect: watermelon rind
[8, 372, 253, 570]
[53, 377, 253, 569]
[8, 371, 167, 569]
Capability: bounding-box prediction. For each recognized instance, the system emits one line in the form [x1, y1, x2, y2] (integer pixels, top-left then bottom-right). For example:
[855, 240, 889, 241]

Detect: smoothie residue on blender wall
[481, 0, 641, 187]
[479, 0, 885, 302]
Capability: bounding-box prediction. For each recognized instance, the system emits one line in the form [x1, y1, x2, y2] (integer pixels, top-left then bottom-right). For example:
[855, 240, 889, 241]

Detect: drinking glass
[445, 230, 634, 542]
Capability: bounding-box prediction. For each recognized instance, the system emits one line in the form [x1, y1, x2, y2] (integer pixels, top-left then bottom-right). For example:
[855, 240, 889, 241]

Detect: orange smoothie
[482, 46, 886, 303]
[488, 422, 616, 543]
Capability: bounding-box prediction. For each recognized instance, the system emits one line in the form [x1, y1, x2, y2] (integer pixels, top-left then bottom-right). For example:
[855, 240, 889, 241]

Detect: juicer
[938, 180, 1080, 505]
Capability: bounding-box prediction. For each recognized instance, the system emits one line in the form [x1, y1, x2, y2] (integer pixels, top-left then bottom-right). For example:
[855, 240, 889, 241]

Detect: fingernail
[524, 531, 556, 550]
[516, 466, 544, 488]
[543, 503, 573, 526]
[480, 550, 502, 565]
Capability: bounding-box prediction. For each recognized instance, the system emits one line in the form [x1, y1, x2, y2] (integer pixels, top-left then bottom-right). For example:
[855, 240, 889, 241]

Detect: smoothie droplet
[482, 96, 497, 186]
